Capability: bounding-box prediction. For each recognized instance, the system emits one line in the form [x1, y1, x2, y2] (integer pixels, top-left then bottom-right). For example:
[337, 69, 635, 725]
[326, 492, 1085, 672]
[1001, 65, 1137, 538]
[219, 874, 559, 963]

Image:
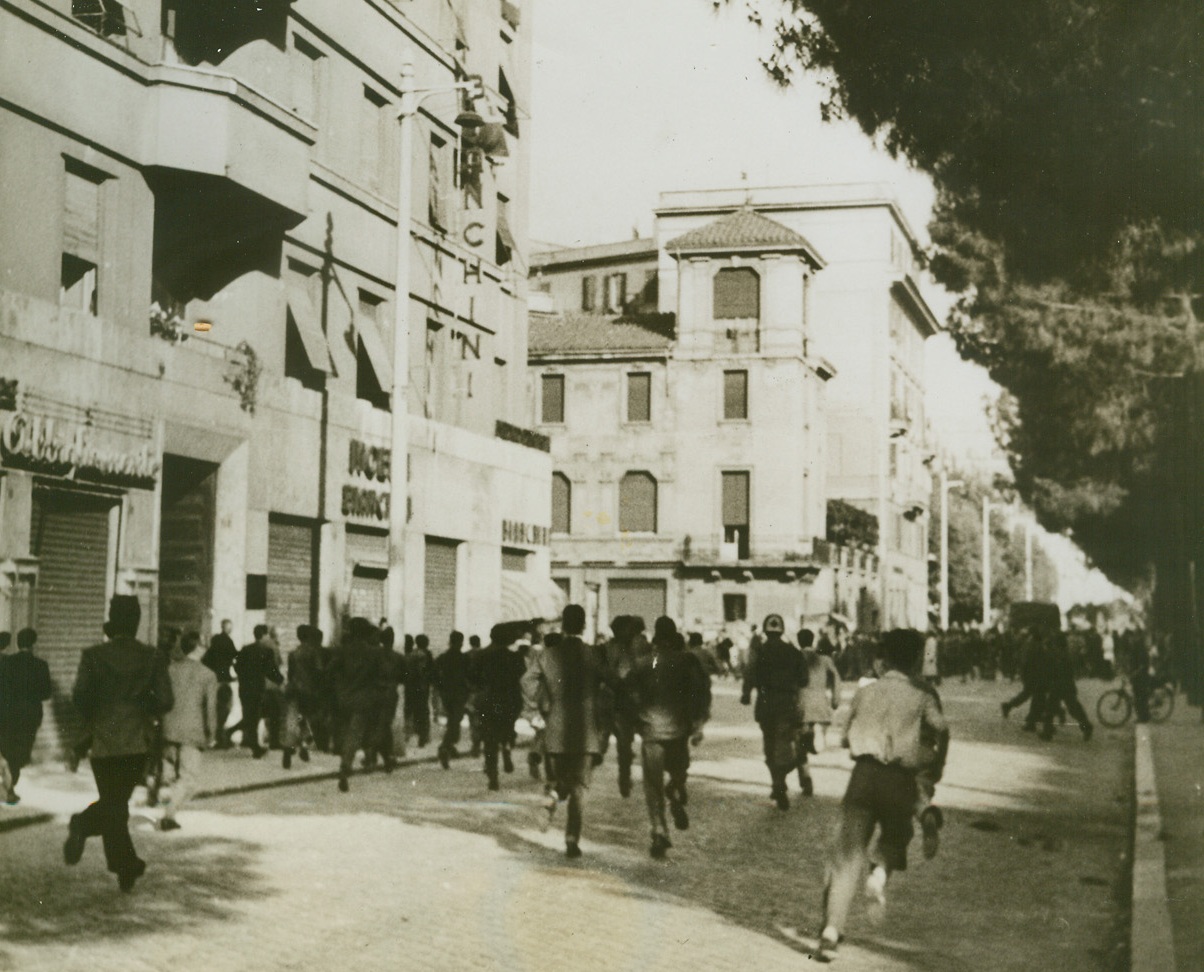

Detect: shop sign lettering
[1, 410, 159, 486]
[342, 485, 389, 521]
[348, 440, 390, 482]
[502, 520, 549, 547]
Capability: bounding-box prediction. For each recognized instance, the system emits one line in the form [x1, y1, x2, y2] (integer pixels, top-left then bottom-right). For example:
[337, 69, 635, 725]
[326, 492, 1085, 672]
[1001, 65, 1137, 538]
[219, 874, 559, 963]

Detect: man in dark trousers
[202, 619, 238, 748]
[469, 624, 526, 790]
[233, 625, 283, 758]
[403, 634, 433, 749]
[282, 625, 324, 769]
[328, 618, 386, 792]
[816, 629, 949, 959]
[465, 634, 485, 759]
[1036, 633, 1093, 741]
[370, 626, 406, 771]
[521, 604, 608, 859]
[742, 614, 808, 810]
[434, 631, 470, 769]
[0, 627, 52, 804]
[65, 596, 173, 892]
[626, 617, 711, 859]
[599, 615, 647, 798]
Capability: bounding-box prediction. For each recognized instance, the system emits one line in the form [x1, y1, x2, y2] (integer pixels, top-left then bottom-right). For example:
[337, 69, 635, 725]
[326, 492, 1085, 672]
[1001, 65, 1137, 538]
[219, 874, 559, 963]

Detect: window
[723, 370, 748, 420]
[723, 593, 747, 622]
[292, 35, 325, 125]
[496, 194, 515, 266]
[551, 473, 571, 534]
[541, 374, 564, 424]
[581, 275, 597, 311]
[604, 272, 627, 313]
[498, 67, 519, 137]
[356, 291, 389, 410]
[361, 86, 389, 193]
[722, 471, 750, 559]
[619, 471, 657, 533]
[284, 259, 327, 389]
[626, 372, 651, 423]
[428, 133, 450, 232]
[502, 547, 529, 572]
[72, 0, 127, 36]
[61, 160, 104, 314]
[713, 267, 760, 320]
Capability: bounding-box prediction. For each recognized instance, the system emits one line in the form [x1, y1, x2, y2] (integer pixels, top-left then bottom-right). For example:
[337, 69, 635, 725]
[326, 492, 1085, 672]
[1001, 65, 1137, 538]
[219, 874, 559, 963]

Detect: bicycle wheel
[1149, 686, 1175, 724]
[1096, 689, 1132, 728]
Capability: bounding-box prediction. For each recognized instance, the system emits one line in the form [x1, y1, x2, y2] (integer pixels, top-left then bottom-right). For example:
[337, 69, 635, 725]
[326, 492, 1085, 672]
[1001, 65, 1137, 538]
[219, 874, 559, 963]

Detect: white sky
[527, 0, 1124, 605]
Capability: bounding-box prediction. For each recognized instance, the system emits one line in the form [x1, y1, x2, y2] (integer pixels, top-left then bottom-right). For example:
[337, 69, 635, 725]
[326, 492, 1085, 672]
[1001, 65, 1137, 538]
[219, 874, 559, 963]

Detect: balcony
[146, 63, 315, 218]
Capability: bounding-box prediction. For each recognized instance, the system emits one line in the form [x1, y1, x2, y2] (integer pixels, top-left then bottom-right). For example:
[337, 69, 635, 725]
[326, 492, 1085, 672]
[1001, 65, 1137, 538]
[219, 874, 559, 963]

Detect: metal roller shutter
[423, 537, 458, 653]
[31, 488, 116, 758]
[346, 527, 388, 625]
[267, 517, 316, 653]
[606, 579, 667, 628]
[158, 456, 217, 639]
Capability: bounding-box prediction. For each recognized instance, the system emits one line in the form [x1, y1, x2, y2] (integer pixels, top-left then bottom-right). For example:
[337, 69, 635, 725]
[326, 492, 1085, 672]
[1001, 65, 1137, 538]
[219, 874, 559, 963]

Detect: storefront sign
[1, 409, 158, 486]
[345, 438, 390, 521]
[502, 520, 549, 547]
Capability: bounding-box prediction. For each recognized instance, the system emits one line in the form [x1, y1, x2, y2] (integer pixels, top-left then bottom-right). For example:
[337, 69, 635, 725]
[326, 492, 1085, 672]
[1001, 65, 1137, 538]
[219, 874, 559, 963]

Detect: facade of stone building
[655, 185, 938, 629]
[0, 0, 554, 756]
[529, 208, 881, 640]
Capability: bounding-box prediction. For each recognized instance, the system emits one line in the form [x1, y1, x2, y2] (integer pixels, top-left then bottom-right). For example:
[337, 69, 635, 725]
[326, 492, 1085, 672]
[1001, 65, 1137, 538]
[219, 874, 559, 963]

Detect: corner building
[530, 208, 882, 639]
[0, 0, 554, 758]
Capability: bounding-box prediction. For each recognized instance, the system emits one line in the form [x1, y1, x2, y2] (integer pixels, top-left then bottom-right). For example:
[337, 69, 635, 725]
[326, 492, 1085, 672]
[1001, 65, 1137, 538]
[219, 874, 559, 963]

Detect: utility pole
[982, 496, 992, 628]
[939, 469, 963, 630]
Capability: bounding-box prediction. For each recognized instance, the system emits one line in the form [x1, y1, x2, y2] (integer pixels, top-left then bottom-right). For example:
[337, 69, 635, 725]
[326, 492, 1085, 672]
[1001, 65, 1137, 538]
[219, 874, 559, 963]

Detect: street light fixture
[386, 62, 485, 634]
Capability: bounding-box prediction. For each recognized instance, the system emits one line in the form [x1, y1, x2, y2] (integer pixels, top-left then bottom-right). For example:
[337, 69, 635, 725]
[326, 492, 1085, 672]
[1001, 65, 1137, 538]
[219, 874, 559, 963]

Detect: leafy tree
[719, 1, 1204, 673]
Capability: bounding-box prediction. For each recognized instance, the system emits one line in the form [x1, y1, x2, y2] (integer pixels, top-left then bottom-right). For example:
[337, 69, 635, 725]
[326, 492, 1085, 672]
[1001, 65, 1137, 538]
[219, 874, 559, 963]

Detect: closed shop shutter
[346, 527, 388, 624]
[606, 579, 667, 626]
[31, 488, 116, 758]
[158, 456, 217, 639]
[423, 536, 458, 653]
[267, 517, 316, 653]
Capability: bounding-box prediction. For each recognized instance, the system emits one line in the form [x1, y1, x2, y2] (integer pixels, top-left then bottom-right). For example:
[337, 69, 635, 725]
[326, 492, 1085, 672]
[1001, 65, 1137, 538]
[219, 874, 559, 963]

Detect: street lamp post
[982, 496, 992, 628]
[939, 469, 963, 630]
[386, 62, 481, 634]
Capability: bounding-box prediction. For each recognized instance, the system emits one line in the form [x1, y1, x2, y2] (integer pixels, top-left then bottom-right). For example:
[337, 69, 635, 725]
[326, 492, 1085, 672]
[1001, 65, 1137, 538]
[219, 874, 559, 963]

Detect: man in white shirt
[816, 629, 949, 959]
[160, 631, 218, 831]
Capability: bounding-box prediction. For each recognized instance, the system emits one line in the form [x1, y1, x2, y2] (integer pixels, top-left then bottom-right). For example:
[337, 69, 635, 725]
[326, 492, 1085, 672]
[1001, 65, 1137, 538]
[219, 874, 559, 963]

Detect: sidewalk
[1146, 696, 1204, 972]
[3, 737, 443, 828]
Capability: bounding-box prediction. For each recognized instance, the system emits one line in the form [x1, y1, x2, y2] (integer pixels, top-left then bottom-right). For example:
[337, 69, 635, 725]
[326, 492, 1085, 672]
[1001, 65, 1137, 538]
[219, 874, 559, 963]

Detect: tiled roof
[528, 313, 673, 355]
[666, 208, 818, 253]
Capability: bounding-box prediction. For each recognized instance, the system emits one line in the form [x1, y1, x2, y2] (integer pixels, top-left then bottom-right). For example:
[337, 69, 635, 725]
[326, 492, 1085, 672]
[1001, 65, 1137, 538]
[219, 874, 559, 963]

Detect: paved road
[0, 679, 1130, 972]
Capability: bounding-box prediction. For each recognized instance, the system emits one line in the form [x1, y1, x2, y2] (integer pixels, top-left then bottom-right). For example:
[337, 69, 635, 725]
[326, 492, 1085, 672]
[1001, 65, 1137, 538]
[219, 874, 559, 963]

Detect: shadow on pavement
[0, 834, 270, 952]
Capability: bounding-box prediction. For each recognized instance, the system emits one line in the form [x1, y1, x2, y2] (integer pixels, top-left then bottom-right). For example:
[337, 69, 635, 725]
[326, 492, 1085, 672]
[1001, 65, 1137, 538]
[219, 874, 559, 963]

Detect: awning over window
[286, 277, 332, 373]
[356, 311, 394, 389]
[499, 570, 565, 623]
[501, 1, 521, 31]
[497, 205, 517, 253]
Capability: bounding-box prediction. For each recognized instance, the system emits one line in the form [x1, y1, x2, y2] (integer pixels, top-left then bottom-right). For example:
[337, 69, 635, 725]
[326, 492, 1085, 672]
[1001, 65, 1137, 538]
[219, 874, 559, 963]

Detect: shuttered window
[619, 471, 657, 533]
[627, 372, 651, 422]
[267, 517, 317, 650]
[723, 370, 748, 420]
[423, 537, 459, 651]
[713, 267, 760, 320]
[607, 579, 666, 625]
[581, 275, 597, 311]
[551, 472, 571, 534]
[428, 132, 449, 232]
[721, 471, 750, 527]
[64, 169, 100, 264]
[541, 374, 564, 423]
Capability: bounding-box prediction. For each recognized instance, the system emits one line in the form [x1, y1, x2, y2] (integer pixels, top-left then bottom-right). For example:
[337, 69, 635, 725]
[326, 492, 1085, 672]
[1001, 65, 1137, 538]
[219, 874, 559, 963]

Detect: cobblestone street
[0, 680, 1131, 972]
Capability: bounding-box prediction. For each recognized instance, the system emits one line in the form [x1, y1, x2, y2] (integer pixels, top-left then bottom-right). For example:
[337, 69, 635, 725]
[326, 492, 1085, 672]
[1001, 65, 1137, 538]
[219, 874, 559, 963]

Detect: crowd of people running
[4, 594, 1153, 959]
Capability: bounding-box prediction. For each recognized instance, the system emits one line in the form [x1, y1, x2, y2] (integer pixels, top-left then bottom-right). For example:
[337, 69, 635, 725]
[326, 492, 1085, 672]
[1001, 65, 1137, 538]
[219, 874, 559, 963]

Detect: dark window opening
[723, 594, 747, 622]
[722, 471, 751, 559]
[713, 267, 760, 320]
[541, 374, 564, 424]
[498, 67, 519, 137]
[60, 254, 98, 315]
[72, 0, 128, 37]
[357, 338, 390, 411]
[627, 372, 651, 423]
[285, 315, 324, 392]
[552, 473, 571, 533]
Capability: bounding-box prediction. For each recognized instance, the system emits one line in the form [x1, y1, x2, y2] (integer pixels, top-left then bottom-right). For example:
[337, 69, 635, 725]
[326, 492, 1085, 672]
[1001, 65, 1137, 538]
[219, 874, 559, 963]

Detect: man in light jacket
[160, 630, 218, 831]
[66, 595, 173, 893]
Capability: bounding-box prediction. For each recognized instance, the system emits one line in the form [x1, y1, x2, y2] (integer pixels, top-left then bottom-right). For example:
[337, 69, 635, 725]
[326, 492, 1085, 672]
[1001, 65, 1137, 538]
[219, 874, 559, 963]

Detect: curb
[1131, 723, 1176, 972]
[193, 752, 442, 801]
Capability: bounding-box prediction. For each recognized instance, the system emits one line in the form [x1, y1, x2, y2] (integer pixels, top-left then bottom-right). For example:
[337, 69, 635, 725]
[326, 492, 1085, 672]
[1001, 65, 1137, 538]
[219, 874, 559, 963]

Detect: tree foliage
[727, 0, 1204, 591]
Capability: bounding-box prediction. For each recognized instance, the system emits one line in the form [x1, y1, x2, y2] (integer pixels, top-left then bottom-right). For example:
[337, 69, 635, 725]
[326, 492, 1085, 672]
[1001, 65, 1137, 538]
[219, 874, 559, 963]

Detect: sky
[526, 0, 1124, 607]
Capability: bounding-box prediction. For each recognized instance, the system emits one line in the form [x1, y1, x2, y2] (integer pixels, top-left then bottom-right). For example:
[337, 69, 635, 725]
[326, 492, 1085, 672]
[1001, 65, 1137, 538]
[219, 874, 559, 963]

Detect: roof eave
[891, 275, 941, 337]
[667, 242, 827, 271]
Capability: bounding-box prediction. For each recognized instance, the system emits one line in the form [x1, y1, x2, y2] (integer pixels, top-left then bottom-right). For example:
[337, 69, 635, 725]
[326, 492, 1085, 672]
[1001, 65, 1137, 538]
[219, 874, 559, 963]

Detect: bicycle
[1096, 674, 1175, 727]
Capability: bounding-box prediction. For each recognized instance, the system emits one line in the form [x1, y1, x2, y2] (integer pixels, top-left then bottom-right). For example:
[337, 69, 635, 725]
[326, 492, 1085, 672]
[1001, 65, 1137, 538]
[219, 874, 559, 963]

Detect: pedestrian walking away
[797, 627, 841, 797]
[403, 634, 434, 750]
[201, 619, 238, 748]
[625, 616, 711, 859]
[1035, 632, 1093, 742]
[434, 631, 471, 769]
[468, 623, 526, 790]
[282, 625, 325, 769]
[742, 614, 808, 809]
[65, 595, 173, 893]
[0, 626, 52, 804]
[159, 630, 218, 831]
[233, 625, 284, 757]
[521, 604, 608, 858]
[369, 626, 406, 771]
[816, 629, 950, 959]
[329, 618, 387, 793]
[599, 615, 647, 798]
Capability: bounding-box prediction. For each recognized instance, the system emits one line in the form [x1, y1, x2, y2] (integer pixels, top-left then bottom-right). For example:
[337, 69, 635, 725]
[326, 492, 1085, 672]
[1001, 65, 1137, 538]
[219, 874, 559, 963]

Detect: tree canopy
[728, 0, 1204, 598]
